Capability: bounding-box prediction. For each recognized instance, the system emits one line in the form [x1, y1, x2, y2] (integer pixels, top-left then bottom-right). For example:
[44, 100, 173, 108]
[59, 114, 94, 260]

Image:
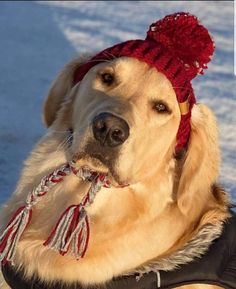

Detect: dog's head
[44, 57, 182, 185]
[43, 55, 222, 211]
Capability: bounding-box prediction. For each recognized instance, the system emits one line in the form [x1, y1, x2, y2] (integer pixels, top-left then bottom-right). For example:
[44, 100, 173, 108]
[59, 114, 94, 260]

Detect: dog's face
[44, 55, 221, 215]
[69, 58, 181, 185]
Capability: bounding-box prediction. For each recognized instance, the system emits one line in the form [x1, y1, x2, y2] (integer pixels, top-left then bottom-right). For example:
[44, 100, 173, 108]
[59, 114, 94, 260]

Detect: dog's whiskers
[54, 129, 85, 154]
[55, 134, 73, 153]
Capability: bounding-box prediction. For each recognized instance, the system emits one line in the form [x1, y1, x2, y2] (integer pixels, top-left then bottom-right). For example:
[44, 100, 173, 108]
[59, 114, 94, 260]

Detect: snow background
[0, 1, 235, 204]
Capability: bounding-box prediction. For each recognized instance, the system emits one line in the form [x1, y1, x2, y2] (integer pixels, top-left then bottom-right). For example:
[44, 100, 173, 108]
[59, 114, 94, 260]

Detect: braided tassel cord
[0, 164, 71, 264]
[44, 173, 110, 259]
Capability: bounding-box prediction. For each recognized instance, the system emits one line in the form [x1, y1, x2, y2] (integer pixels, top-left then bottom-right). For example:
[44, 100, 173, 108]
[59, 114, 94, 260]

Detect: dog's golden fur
[0, 57, 231, 289]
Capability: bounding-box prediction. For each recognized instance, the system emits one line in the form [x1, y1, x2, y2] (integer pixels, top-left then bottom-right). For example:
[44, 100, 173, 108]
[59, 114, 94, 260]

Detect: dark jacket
[2, 211, 236, 289]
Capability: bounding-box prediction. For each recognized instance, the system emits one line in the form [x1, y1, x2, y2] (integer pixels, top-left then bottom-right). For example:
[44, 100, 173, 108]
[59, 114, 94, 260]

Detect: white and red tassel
[44, 172, 110, 259]
[0, 206, 32, 264]
[0, 161, 110, 265]
[44, 205, 87, 257]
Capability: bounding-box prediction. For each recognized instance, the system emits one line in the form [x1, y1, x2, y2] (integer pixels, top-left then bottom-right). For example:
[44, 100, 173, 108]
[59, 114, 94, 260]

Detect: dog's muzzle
[92, 112, 129, 147]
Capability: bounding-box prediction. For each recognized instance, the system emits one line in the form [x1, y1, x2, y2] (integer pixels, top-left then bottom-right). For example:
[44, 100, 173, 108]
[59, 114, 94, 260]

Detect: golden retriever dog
[0, 55, 231, 289]
[0, 12, 236, 289]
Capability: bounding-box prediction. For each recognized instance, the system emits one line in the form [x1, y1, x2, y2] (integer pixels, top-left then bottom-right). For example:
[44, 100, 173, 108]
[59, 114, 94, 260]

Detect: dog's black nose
[92, 113, 129, 147]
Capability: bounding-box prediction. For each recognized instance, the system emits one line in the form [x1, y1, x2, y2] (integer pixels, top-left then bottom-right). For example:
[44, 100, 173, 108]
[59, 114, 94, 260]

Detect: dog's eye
[153, 101, 169, 113]
[101, 73, 114, 86]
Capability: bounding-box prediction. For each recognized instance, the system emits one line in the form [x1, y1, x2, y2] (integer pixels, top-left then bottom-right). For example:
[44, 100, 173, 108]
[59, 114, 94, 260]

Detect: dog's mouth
[73, 147, 125, 186]
[74, 152, 109, 174]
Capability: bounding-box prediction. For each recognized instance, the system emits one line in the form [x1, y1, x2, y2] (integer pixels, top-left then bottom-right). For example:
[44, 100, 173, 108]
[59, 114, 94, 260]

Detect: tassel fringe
[44, 205, 83, 255]
[0, 161, 111, 265]
[0, 206, 32, 264]
[44, 171, 108, 259]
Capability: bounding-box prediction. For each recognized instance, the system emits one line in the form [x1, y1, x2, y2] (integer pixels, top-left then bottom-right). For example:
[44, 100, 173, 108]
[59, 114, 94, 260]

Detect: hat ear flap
[43, 57, 88, 127]
[177, 104, 221, 215]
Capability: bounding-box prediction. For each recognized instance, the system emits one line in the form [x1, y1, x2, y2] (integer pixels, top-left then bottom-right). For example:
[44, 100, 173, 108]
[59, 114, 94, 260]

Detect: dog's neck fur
[0, 132, 228, 286]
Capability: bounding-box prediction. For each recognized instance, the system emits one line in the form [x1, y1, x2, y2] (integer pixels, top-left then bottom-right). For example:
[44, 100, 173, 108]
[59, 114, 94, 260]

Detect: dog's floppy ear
[43, 57, 88, 127]
[177, 104, 221, 215]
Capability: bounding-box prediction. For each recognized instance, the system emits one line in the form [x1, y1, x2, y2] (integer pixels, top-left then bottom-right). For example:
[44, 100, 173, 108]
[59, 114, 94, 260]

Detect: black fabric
[2, 211, 236, 289]
[159, 210, 236, 289]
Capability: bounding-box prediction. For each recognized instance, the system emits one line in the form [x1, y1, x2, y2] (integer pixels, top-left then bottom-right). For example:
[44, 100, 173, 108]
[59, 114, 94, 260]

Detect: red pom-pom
[146, 12, 215, 79]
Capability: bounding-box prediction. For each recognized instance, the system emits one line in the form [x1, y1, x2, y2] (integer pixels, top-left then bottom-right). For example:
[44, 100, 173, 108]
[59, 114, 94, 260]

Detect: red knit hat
[73, 12, 215, 152]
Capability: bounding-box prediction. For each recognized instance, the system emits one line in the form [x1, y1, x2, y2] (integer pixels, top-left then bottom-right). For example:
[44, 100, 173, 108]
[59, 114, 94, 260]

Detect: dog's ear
[177, 104, 221, 215]
[43, 57, 87, 127]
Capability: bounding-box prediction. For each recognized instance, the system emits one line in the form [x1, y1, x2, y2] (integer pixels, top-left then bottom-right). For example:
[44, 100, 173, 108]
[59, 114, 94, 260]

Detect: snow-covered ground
[0, 1, 235, 204]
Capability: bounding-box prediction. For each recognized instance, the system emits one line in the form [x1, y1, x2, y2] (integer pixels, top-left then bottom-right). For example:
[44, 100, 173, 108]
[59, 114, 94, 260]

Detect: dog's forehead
[85, 57, 177, 102]
[91, 57, 165, 80]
